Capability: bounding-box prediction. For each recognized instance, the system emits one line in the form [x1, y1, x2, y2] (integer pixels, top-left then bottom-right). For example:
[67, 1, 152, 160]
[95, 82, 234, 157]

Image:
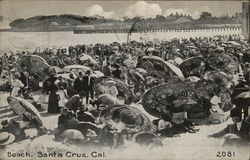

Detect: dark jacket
[73, 77, 84, 93]
[82, 76, 95, 91]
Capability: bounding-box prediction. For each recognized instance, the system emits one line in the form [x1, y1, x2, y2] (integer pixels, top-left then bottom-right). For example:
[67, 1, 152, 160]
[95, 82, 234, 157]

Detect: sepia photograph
[0, 0, 249, 159]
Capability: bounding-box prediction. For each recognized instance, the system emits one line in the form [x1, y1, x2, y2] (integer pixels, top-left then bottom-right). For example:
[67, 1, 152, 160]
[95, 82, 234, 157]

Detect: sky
[0, 0, 243, 29]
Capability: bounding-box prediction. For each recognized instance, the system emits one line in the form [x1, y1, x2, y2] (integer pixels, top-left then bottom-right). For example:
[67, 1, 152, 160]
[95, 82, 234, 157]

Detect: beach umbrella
[7, 96, 43, 126]
[100, 105, 152, 133]
[79, 54, 97, 64]
[179, 56, 206, 78]
[137, 56, 185, 81]
[194, 80, 234, 112]
[226, 41, 241, 47]
[234, 91, 250, 99]
[185, 76, 201, 82]
[18, 55, 50, 80]
[76, 122, 100, 136]
[207, 52, 239, 75]
[61, 129, 84, 141]
[233, 91, 250, 106]
[63, 65, 91, 75]
[94, 77, 134, 104]
[133, 132, 162, 146]
[93, 71, 104, 78]
[135, 68, 148, 76]
[51, 66, 63, 73]
[142, 82, 197, 118]
[204, 71, 230, 86]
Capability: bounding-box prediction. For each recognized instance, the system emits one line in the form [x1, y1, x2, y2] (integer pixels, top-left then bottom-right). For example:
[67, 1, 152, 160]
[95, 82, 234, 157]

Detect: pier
[73, 26, 242, 34]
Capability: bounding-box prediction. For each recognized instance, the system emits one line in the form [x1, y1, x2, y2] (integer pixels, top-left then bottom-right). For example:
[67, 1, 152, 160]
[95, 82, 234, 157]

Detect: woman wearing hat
[10, 72, 24, 97]
[43, 70, 60, 113]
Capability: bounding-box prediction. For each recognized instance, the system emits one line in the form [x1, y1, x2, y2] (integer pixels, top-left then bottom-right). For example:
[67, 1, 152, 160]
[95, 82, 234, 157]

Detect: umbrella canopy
[52, 66, 63, 73]
[234, 91, 250, 99]
[204, 71, 231, 87]
[94, 77, 134, 104]
[232, 91, 250, 108]
[92, 71, 104, 78]
[226, 41, 242, 47]
[133, 132, 162, 146]
[207, 53, 239, 75]
[76, 122, 100, 136]
[61, 129, 84, 141]
[137, 56, 185, 81]
[142, 82, 196, 118]
[7, 96, 43, 126]
[194, 80, 234, 112]
[135, 68, 148, 76]
[185, 76, 201, 82]
[18, 55, 50, 81]
[179, 56, 206, 78]
[79, 54, 97, 64]
[63, 65, 91, 75]
[100, 105, 152, 133]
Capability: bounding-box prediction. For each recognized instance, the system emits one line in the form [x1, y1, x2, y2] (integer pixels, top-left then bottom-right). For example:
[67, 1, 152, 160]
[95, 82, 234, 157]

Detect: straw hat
[0, 132, 15, 146]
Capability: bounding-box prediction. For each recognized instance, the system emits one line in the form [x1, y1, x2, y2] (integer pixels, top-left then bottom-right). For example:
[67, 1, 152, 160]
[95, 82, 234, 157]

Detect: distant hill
[8, 13, 242, 32]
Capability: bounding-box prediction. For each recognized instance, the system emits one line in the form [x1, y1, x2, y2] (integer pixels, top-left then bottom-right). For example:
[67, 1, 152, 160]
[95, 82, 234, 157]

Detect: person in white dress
[11, 72, 24, 97]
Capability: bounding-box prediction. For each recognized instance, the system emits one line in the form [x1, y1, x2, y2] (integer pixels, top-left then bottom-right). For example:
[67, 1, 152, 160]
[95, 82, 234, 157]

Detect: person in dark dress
[83, 70, 95, 105]
[43, 74, 60, 113]
[74, 72, 84, 94]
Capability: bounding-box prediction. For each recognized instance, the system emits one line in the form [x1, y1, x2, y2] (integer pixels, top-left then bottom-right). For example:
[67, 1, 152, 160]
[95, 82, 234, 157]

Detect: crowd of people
[0, 34, 249, 154]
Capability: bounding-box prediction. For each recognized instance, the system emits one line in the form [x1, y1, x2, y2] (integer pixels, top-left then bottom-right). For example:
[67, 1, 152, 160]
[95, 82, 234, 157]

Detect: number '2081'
[216, 151, 235, 157]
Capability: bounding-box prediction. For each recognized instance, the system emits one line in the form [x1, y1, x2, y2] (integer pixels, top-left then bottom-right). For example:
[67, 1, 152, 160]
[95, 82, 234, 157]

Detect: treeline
[9, 12, 241, 30]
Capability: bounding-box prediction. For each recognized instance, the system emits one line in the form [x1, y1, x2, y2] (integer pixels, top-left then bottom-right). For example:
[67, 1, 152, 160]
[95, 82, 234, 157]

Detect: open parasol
[63, 65, 91, 75]
[76, 122, 100, 136]
[133, 132, 162, 146]
[179, 56, 206, 78]
[79, 54, 97, 64]
[137, 56, 185, 81]
[61, 129, 85, 141]
[18, 55, 50, 81]
[226, 41, 242, 47]
[142, 82, 196, 118]
[7, 96, 43, 126]
[100, 105, 152, 133]
[135, 68, 148, 76]
[207, 52, 239, 75]
[203, 71, 231, 87]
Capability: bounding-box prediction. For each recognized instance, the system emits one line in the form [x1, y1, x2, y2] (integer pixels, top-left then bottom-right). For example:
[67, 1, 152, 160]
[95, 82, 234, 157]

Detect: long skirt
[48, 92, 60, 113]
